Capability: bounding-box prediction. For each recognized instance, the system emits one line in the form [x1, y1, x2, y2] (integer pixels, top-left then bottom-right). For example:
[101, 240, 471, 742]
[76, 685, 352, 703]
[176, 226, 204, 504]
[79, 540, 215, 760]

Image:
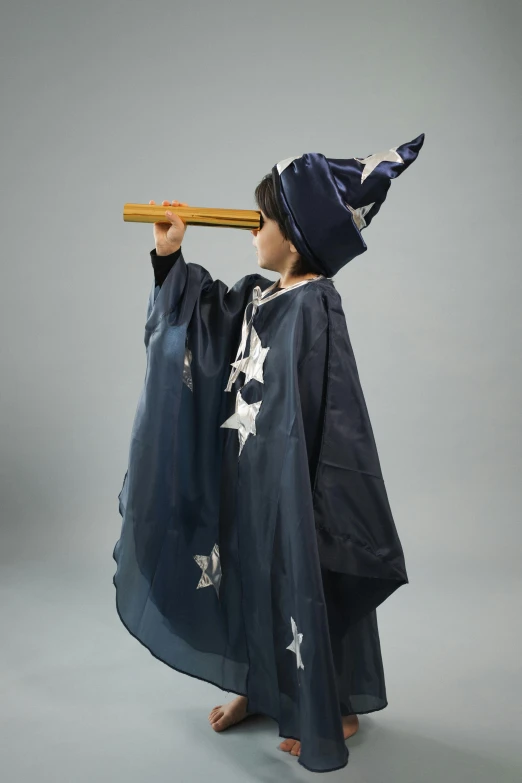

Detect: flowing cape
[113, 250, 408, 772]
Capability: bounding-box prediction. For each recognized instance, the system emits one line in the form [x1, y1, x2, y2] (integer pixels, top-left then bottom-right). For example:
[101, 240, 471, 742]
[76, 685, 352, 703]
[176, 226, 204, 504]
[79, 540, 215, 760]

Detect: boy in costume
[113, 133, 425, 773]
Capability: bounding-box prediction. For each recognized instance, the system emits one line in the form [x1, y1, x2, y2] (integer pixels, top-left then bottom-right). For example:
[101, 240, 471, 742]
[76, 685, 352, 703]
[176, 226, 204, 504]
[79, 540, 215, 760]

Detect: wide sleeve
[118, 244, 272, 520]
[143, 244, 270, 339]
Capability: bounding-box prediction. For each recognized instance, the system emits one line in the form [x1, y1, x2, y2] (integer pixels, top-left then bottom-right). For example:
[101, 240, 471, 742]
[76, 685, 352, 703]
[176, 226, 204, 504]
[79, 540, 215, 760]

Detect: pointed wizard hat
[271, 132, 425, 277]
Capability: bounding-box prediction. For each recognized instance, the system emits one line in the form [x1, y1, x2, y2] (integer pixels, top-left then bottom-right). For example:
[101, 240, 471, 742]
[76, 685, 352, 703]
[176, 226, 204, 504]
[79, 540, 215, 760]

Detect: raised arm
[151, 245, 182, 288]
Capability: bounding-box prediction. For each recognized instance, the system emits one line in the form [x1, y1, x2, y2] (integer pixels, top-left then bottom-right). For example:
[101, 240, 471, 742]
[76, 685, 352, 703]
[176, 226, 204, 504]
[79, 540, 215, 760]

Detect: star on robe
[230, 326, 270, 385]
[182, 344, 193, 391]
[345, 201, 375, 231]
[194, 543, 221, 597]
[286, 616, 304, 670]
[354, 147, 404, 184]
[220, 389, 262, 456]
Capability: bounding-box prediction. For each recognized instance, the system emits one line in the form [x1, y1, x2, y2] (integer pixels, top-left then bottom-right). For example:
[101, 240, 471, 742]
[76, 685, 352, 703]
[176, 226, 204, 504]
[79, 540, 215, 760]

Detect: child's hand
[150, 199, 189, 256]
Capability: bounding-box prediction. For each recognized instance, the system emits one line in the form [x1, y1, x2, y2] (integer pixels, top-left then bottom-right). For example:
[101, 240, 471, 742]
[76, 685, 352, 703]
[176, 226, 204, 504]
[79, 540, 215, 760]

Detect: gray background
[1, 0, 520, 780]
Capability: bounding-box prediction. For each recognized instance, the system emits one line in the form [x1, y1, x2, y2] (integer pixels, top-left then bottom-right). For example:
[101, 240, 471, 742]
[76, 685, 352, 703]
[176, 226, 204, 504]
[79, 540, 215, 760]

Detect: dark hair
[254, 173, 316, 276]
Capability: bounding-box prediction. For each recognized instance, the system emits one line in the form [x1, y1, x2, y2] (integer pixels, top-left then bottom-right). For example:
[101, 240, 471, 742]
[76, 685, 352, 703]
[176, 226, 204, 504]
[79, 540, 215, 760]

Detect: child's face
[251, 210, 300, 275]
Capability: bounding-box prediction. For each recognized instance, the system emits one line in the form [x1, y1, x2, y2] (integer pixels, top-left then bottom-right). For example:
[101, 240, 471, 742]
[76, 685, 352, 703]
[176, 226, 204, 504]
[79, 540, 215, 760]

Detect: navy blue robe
[113, 246, 408, 772]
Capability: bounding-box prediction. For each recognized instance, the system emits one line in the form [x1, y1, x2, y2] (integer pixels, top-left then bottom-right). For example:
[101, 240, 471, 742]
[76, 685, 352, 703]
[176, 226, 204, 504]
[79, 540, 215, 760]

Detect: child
[113, 135, 424, 773]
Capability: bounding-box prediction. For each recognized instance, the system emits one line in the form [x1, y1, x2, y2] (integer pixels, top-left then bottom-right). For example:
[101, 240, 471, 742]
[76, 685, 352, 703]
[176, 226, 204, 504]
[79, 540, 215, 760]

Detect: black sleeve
[297, 326, 328, 488]
[150, 246, 182, 288]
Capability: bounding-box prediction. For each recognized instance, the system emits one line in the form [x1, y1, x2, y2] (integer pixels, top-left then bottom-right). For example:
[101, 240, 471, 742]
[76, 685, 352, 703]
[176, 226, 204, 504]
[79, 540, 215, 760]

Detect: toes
[209, 709, 223, 726]
[290, 741, 301, 756]
[279, 738, 300, 753]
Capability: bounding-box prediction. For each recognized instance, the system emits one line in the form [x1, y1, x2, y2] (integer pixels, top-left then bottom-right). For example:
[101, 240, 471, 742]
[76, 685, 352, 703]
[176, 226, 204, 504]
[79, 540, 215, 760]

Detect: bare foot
[278, 713, 359, 756]
[208, 694, 253, 732]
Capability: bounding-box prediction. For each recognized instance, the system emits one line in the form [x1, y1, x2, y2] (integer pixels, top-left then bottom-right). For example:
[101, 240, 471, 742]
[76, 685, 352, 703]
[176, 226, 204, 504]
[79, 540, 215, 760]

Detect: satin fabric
[271, 133, 425, 277]
[113, 250, 408, 772]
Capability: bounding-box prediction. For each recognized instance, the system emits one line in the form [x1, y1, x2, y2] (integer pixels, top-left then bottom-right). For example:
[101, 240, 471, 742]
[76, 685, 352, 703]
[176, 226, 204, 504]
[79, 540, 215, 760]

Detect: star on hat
[354, 147, 405, 184]
[345, 201, 376, 231]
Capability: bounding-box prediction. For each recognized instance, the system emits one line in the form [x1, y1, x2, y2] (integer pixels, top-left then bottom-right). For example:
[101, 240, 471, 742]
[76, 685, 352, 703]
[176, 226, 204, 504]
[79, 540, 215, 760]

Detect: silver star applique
[354, 147, 404, 184]
[286, 616, 304, 670]
[220, 389, 262, 456]
[194, 543, 222, 597]
[230, 326, 270, 385]
[183, 343, 193, 391]
[276, 155, 302, 175]
[345, 201, 375, 231]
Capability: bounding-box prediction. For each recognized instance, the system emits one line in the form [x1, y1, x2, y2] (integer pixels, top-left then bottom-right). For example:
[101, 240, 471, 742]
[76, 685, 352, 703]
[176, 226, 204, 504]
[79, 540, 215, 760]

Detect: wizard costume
[113, 133, 425, 772]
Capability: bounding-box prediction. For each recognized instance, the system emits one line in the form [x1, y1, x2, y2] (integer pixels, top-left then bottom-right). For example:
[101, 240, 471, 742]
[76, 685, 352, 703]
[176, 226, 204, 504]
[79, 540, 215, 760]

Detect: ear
[289, 242, 298, 254]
